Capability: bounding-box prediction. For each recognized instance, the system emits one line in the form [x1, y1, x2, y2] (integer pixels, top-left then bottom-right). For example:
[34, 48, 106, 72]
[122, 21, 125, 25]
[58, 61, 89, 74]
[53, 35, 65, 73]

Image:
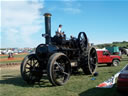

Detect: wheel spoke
[32, 58, 35, 66]
[63, 72, 69, 76]
[80, 37, 83, 40]
[25, 70, 30, 73]
[91, 49, 95, 54]
[27, 63, 32, 67]
[33, 61, 37, 68]
[55, 63, 64, 72]
[54, 69, 59, 72]
[30, 59, 32, 65]
[34, 61, 38, 65]
[26, 67, 30, 69]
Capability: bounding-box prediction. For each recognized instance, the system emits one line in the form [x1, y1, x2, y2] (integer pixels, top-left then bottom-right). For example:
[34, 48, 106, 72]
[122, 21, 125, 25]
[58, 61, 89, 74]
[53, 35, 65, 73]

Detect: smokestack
[44, 13, 52, 44]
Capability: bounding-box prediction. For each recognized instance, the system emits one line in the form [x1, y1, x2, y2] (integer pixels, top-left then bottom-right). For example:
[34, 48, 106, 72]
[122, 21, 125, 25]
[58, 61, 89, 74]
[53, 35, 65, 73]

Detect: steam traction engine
[20, 13, 97, 86]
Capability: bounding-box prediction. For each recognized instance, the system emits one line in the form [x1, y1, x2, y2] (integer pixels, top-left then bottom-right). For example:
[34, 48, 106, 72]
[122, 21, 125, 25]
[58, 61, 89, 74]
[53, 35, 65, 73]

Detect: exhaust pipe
[44, 13, 52, 44]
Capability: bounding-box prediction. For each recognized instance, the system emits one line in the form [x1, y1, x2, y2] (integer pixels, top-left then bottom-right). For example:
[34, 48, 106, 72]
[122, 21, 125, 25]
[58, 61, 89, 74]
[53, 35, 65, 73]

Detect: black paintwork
[36, 13, 83, 64]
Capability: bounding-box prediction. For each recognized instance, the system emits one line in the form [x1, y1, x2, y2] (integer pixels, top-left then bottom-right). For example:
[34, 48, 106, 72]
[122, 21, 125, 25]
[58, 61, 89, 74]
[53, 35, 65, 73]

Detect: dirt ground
[0, 64, 20, 69]
[0, 63, 21, 68]
[0, 57, 23, 62]
[0, 53, 27, 67]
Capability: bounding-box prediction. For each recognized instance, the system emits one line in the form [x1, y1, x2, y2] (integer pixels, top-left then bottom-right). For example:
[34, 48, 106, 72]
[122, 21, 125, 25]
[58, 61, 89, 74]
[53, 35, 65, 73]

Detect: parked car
[119, 47, 128, 55]
[96, 49, 121, 66]
[125, 49, 128, 56]
[117, 65, 128, 92]
[1, 50, 8, 55]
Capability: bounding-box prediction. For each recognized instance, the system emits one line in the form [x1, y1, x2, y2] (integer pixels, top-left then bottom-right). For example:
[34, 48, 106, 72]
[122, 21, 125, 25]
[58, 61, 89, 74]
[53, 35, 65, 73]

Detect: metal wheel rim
[89, 48, 97, 72]
[24, 56, 42, 82]
[52, 56, 70, 84]
[113, 60, 119, 66]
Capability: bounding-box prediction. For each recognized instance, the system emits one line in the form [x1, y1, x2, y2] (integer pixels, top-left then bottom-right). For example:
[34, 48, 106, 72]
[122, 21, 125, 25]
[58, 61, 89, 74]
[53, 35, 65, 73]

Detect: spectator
[8, 50, 14, 59]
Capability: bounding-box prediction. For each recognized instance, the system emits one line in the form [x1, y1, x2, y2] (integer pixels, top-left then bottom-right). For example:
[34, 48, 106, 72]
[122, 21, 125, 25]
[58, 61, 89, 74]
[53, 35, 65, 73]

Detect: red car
[117, 65, 128, 92]
[96, 49, 121, 66]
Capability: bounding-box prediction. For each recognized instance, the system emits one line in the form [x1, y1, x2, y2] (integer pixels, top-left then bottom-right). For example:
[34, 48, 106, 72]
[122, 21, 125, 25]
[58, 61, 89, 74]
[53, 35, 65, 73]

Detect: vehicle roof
[96, 49, 108, 51]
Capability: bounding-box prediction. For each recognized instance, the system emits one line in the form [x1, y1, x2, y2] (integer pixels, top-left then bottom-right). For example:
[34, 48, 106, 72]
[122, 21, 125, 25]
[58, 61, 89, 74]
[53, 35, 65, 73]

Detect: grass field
[0, 55, 128, 96]
[96, 42, 128, 48]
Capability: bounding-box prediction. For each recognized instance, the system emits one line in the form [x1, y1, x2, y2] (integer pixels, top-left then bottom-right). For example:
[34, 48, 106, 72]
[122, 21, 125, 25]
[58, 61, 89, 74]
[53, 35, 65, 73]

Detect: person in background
[70, 35, 76, 40]
[8, 49, 14, 59]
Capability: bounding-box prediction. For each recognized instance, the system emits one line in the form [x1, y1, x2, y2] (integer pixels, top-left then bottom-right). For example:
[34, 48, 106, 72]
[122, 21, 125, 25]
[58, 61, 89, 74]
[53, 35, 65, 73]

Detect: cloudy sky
[0, 0, 128, 48]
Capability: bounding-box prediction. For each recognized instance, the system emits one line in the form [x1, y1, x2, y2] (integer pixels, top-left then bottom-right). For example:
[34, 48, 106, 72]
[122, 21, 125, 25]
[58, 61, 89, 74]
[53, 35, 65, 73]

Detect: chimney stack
[44, 13, 52, 44]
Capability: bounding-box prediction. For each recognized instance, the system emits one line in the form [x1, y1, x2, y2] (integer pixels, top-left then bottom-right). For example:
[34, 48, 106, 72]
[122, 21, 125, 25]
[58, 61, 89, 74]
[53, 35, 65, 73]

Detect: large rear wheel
[81, 47, 97, 75]
[47, 53, 71, 86]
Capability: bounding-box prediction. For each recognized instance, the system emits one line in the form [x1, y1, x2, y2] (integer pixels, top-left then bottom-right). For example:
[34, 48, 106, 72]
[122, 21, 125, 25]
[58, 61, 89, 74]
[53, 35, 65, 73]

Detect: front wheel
[47, 53, 71, 86]
[20, 54, 42, 84]
[112, 59, 120, 66]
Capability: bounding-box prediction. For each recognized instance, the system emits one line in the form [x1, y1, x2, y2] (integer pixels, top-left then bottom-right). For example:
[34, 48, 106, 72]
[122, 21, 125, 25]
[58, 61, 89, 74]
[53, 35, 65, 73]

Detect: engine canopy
[36, 44, 58, 61]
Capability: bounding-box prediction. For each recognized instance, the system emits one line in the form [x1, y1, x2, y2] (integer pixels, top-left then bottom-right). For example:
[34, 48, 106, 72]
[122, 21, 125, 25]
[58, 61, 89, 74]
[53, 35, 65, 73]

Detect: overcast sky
[1, 0, 128, 48]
